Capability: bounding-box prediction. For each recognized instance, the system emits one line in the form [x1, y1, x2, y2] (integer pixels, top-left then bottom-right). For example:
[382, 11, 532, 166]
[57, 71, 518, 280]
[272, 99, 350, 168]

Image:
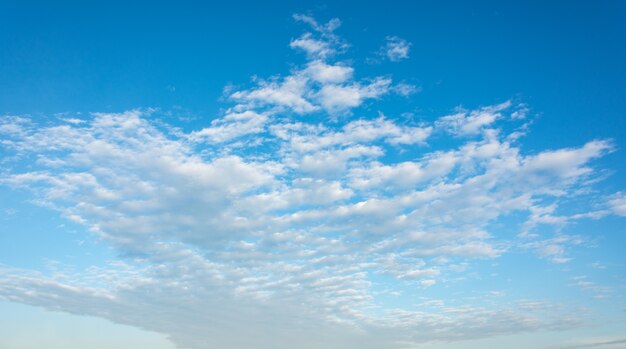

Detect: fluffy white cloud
[348, 153, 456, 190]
[189, 110, 269, 143]
[316, 78, 391, 112]
[229, 62, 390, 115]
[270, 116, 432, 154]
[436, 101, 512, 136]
[305, 60, 354, 84]
[230, 75, 318, 114]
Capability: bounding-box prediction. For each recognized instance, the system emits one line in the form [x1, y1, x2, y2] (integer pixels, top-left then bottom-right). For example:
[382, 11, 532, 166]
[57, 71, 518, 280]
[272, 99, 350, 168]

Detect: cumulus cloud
[0, 14, 623, 349]
[305, 60, 354, 84]
[229, 58, 390, 115]
[316, 77, 391, 112]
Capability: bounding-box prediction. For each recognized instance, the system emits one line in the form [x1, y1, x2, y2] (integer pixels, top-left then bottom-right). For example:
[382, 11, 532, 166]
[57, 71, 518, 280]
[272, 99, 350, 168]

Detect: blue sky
[1, 1, 625, 349]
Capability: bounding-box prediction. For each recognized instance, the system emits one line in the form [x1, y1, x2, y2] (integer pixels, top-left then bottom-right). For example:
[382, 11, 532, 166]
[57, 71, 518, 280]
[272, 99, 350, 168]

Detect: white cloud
[524, 140, 612, 177]
[290, 14, 345, 60]
[230, 73, 392, 115]
[383, 36, 411, 62]
[60, 117, 86, 124]
[608, 192, 626, 216]
[436, 101, 512, 136]
[298, 145, 383, 178]
[270, 117, 432, 154]
[293, 14, 341, 34]
[316, 78, 391, 112]
[189, 110, 269, 143]
[230, 75, 318, 114]
[511, 104, 529, 119]
[392, 82, 421, 96]
[290, 33, 334, 59]
[348, 153, 456, 190]
[420, 279, 436, 287]
[305, 60, 354, 84]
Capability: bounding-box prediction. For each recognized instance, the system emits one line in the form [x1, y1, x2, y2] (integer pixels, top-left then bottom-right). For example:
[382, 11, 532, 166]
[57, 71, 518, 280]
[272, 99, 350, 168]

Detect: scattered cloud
[189, 110, 269, 143]
[290, 32, 335, 59]
[570, 276, 611, 299]
[0, 13, 623, 349]
[436, 101, 512, 136]
[383, 36, 411, 62]
[391, 82, 421, 96]
[290, 14, 346, 60]
[608, 192, 626, 216]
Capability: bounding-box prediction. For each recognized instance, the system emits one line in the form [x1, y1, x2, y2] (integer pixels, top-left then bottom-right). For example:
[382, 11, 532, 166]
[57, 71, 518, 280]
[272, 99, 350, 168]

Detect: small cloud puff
[383, 36, 411, 62]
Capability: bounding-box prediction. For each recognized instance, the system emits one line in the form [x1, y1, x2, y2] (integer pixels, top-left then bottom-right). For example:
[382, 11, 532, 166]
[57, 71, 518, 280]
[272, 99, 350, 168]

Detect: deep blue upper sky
[1, 1, 624, 123]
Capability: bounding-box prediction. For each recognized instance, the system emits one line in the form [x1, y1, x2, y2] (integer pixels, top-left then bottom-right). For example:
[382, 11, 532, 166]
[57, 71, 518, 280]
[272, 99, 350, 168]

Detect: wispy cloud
[555, 338, 626, 349]
[383, 36, 411, 62]
[608, 192, 626, 216]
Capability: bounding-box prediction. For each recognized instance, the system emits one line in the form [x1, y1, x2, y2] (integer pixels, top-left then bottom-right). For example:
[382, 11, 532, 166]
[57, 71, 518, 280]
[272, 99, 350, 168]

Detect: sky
[1, 1, 626, 349]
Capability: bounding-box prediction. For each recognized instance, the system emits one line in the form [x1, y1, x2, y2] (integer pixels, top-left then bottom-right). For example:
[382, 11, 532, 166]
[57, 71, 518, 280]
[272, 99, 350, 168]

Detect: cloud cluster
[0, 14, 622, 349]
[223, 15, 417, 117]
